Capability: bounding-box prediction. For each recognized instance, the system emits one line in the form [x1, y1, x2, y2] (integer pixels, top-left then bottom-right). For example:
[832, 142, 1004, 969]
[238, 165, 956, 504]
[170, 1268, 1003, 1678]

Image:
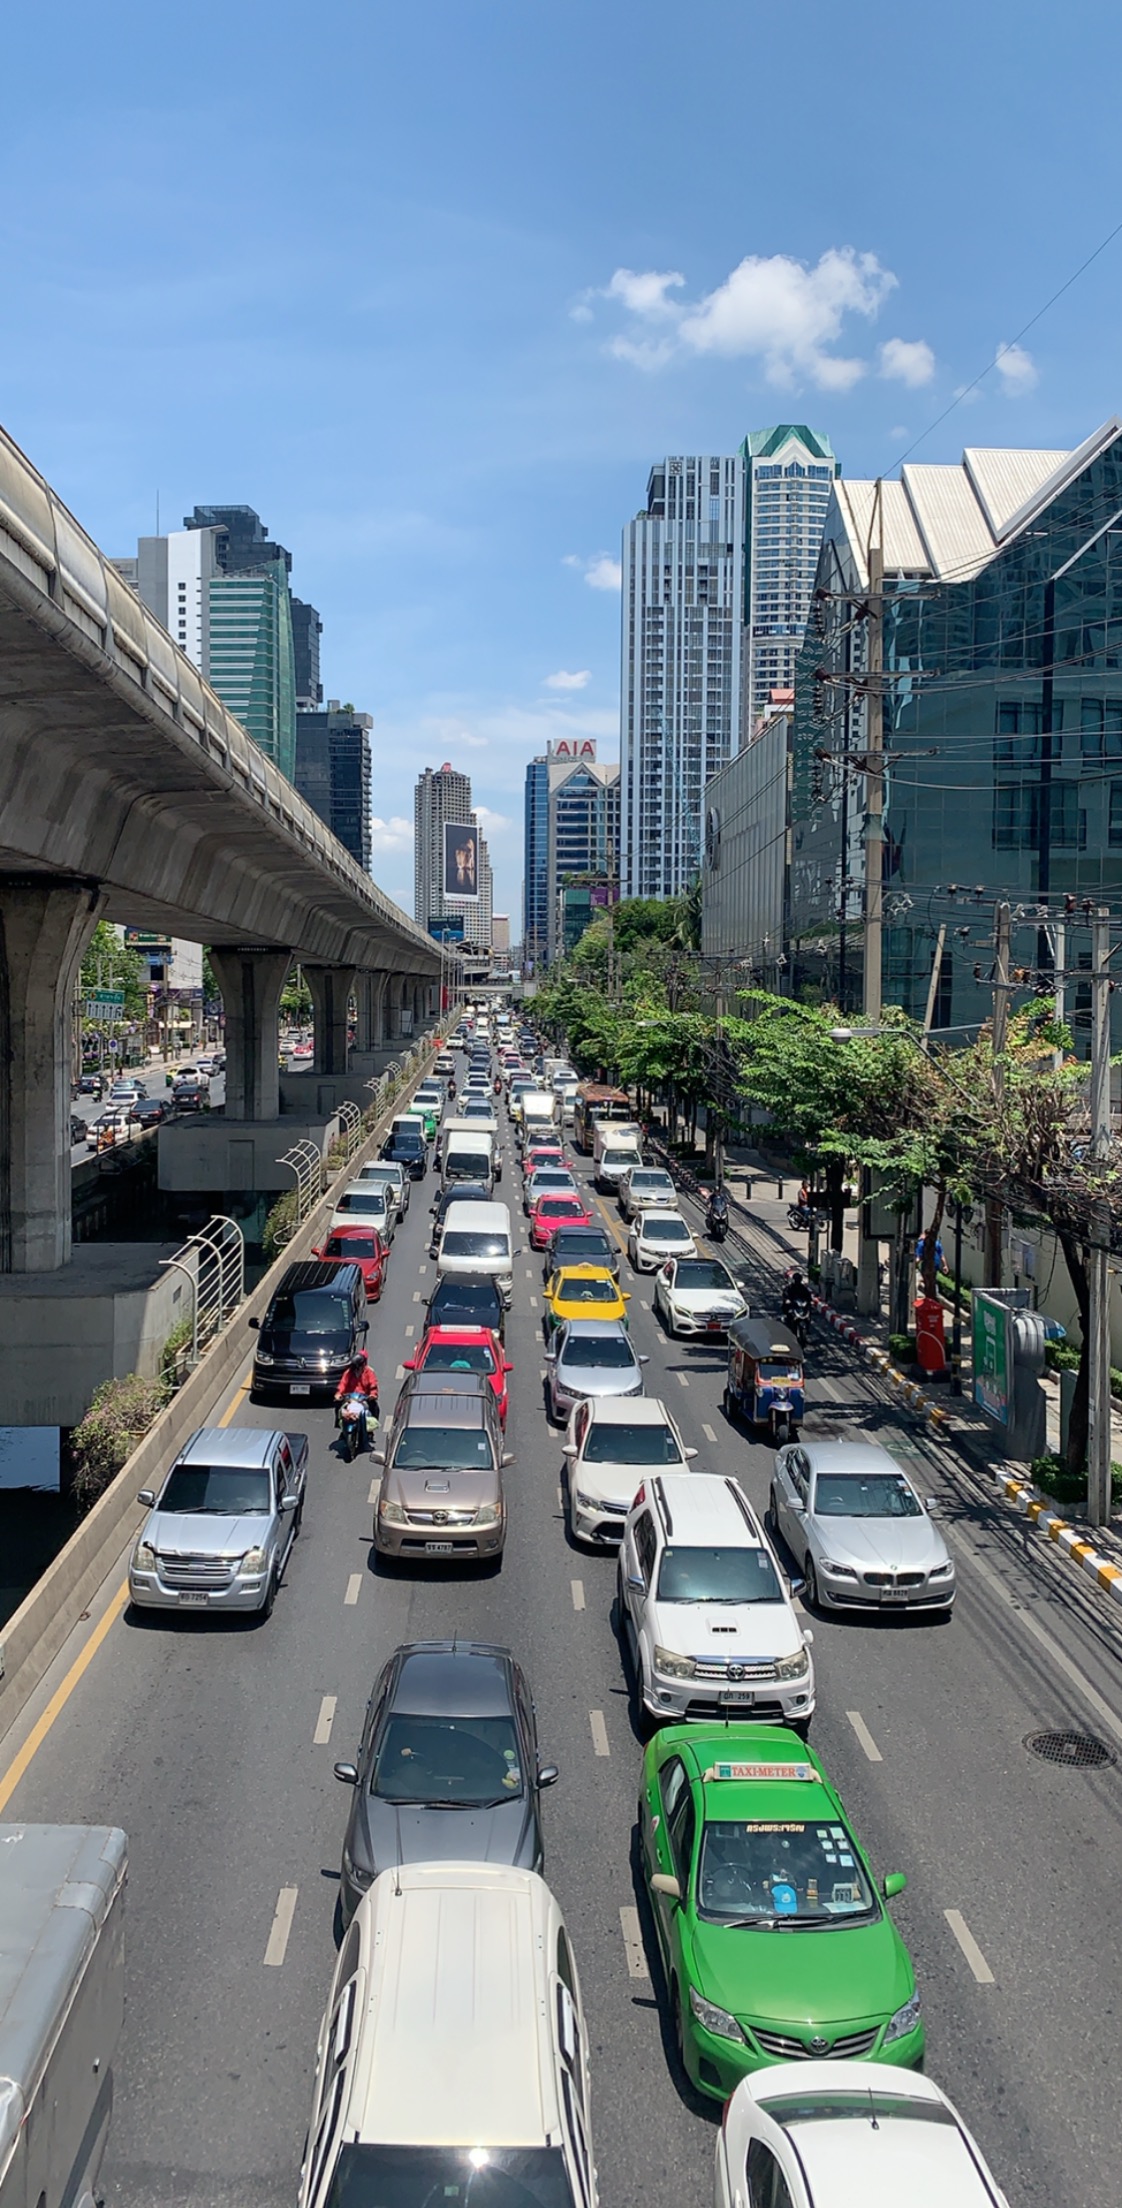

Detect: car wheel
[260, 1568, 277, 1620]
[803, 1557, 821, 1612]
[671, 1979, 687, 2077]
[294, 1497, 305, 1537]
[764, 1490, 778, 1539]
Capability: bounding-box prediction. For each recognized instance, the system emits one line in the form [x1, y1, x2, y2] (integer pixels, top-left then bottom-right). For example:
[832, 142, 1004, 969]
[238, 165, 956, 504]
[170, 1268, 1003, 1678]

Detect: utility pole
[862, 481, 884, 1028]
[1052, 917, 1066, 1074]
[984, 901, 1011, 1286]
[1087, 907, 1113, 1525]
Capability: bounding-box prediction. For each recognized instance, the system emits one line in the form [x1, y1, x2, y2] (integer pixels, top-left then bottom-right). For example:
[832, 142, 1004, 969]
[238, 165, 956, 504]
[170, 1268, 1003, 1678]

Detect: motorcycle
[782, 1298, 811, 1348]
[338, 1393, 377, 1460]
[706, 1204, 730, 1243]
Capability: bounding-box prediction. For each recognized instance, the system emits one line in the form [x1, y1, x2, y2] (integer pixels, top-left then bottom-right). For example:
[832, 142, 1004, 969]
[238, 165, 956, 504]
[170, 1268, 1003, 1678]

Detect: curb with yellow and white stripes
[810, 1294, 1122, 1610]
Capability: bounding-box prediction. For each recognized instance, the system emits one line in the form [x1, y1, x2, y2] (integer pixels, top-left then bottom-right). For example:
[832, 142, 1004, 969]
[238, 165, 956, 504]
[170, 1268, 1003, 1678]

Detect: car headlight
[378, 1498, 405, 1524]
[689, 1987, 746, 2043]
[776, 1647, 810, 1680]
[133, 1541, 157, 1573]
[341, 1847, 374, 1891]
[473, 1501, 503, 1526]
[820, 1559, 858, 1578]
[575, 1491, 598, 1511]
[884, 1990, 921, 2043]
[928, 1559, 955, 1579]
[254, 1351, 274, 1367]
[240, 1546, 268, 1573]
[654, 1645, 695, 1679]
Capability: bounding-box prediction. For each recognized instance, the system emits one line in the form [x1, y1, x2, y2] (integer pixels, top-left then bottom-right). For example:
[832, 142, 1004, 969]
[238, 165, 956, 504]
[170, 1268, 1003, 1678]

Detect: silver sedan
[769, 1439, 956, 1616]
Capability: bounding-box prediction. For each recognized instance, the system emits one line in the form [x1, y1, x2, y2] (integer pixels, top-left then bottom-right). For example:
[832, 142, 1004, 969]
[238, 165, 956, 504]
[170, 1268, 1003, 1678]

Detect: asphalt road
[70, 1062, 226, 1162]
[8, 1065, 1122, 2206]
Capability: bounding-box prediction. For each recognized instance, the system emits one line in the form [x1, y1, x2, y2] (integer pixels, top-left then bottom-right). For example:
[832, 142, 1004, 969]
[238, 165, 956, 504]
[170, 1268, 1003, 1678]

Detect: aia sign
[548, 738, 597, 760]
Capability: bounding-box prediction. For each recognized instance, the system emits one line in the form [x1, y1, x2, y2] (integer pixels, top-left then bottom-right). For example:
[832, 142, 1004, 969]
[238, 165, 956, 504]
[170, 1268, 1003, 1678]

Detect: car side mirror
[882, 1872, 907, 1900]
[924, 1497, 940, 1514]
[802, 1628, 814, 1645]
[544, 1350, 556, 1363]
[372, 1442, 386, 1463]
[333, 1761, 359, 1785]
[622, 1290, 632, 1300]
[361, 1321, 369, 1337]
[561, 1443, 577, 1457]
[403, 1356, 416, 1369]
[247, 1315, 260, 1330]
[789, 1574, 806, 1599]
[650, 1872, 681, 1902]
[627, 1571, 644, 1589]
[537, 1764, 560, 1788]
[639, 1353, 650, 1364]
[503, 1359, 513, 1372]
[684, 1446, 698, 1460]
[501, 1450, 515, 1466]
[137, 1489, 156, 1507]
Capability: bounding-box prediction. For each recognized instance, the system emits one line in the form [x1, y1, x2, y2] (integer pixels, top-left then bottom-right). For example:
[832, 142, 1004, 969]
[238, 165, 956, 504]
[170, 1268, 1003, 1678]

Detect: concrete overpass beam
[305, 963, 357, 1075]
[0, 877, 103, 1271]
[209, 947, 291, 1120]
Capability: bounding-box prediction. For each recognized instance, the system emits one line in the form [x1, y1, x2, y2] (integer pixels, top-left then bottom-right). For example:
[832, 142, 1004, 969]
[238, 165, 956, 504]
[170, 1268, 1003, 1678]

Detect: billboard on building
[429, 915, 465, 943]
[589, 881, 620, 909]
[443, 820, 480, 900]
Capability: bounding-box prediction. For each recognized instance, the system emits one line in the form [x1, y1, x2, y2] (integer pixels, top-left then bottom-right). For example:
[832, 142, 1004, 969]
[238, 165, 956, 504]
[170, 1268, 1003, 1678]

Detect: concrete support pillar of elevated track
[208, 946, 292, 1121]
[0, 875, 105, 1270]
[305, 963, 358, 1075]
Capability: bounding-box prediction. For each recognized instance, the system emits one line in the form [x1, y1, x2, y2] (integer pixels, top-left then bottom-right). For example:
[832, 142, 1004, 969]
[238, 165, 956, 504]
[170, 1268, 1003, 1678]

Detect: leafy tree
[79, 922, 148, 1019]
[280, 963, 311, 1019]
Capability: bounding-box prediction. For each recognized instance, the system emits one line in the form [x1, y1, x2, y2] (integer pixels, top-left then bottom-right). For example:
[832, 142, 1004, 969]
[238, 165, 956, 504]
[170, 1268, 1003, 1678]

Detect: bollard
[776, 1180, 784, 1200]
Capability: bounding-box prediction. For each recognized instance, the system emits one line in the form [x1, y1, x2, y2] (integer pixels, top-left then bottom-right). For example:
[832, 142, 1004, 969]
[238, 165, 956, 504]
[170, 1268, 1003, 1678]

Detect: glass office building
[789, 419, 1122, 1046]
[523, 754, 549, 969]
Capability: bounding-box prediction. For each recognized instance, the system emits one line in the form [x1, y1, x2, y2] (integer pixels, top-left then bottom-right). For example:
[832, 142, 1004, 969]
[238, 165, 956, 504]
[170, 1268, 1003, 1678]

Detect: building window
[1110, 783, 1122, 845]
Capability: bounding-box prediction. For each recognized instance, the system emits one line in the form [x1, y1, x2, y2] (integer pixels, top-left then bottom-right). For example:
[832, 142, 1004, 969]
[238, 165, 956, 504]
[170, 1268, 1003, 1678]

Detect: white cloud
[584, 554, 622, 592]
[545, 669, 591, 690]
[879, 337, 936, 387]
[995, 341, 1038, 395]
[473, 804, 511, 834]
[369, 815, 412, 854]
[605, 267, 685, 319]
[888, 425, 909, 441]
[588, 246, 900, 393]
[422, 716, 489, 750]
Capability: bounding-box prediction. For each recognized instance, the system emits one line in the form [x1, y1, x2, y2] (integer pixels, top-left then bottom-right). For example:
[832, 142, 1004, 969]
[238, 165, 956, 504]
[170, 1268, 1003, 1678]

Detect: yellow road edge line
[0, 1581, 129, 1815]
[219, 1372, 253, 1427]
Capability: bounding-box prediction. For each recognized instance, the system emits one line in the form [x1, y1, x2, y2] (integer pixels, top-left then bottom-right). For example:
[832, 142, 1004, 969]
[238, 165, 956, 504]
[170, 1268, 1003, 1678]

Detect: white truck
[593, 1121, 645, 1193]
[0, 1824, 126, 2208]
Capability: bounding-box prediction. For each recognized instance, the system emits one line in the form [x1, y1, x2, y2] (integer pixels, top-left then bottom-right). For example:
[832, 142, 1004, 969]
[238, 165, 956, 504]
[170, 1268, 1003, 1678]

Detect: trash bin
[914, 1295, 947, 1374]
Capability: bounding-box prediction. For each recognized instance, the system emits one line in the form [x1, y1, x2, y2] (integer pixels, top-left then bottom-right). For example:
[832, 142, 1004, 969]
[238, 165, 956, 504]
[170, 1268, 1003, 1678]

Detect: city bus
[573, 1082, 633, 1154]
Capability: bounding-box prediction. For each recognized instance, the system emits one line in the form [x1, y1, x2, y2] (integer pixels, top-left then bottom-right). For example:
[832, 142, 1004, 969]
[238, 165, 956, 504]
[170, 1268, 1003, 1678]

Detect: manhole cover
[1024, 1729, 1116, 1770]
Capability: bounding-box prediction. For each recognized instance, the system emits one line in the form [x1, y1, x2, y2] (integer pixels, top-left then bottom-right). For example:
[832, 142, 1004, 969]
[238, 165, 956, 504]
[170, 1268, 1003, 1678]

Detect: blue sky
[4, 0, 1122, 923]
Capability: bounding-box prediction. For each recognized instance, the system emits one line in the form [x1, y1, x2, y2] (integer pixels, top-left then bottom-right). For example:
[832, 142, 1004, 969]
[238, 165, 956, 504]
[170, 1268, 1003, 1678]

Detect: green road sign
[973, 1290, 1011, 1425]
[89, 988, 125, 1005]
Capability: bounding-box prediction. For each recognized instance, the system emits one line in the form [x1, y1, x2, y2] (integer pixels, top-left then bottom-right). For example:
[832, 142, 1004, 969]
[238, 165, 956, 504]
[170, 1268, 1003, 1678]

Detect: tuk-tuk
[724, 1316, 805, 1445]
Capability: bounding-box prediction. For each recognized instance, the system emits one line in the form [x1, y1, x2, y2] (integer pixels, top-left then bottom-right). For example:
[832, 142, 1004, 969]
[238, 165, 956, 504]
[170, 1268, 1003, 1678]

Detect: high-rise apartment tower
[414, 763, 473, 930]
[741, 426, 837, 731]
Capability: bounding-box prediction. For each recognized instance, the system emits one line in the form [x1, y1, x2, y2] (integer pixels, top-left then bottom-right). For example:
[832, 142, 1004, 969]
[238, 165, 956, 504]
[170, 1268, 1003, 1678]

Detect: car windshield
[324, 2144, 575, 2207]
[269, 1291, 353, 1332]
[159, 1466, 271, 1516]
[561, 1336, 634, 1369]
[392, 1426, 494, 1470]
[336, 1193, 386, 1215]
[645, 1218, 691, 1243]
[759, 1361, 801, 1383]
[324, 1237, 378, 1260]
[584, 1423, 681, 1465]
[673, 1261, 736, 1291]
[604, 1149, 642, 1168]
[372, 1712, 521, 1804]
[656, 1545, 784, 1604]
[697, 1817, 877, 1926]
[442, 1231, 509, 1259]
[558, 1278, 617, 1304]
[554, 1236, 612, 1265]
[539, 1199, 583, 1219]
[813, 1473, 922, 1518]
[431, 1289, 500, 1324]
[631, 1173, 671, 1190]
[423, 1341, 495, 1374]
[531, 1171, 572, 1189]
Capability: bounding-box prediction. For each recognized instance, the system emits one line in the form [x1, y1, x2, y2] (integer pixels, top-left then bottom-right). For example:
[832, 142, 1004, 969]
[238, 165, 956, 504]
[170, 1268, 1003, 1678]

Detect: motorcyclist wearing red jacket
[335, 1351, 379, 1417]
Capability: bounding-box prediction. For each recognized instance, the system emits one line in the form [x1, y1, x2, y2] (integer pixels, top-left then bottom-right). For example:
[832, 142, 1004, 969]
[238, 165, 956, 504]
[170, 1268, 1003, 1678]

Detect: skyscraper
[291, 597, 324, 710]
[741, 426, 838, 731]
[414, 763, 473, 930]
[621, 454, 745, 900]
[546, 745, 621, 961]
[295, 700, 373, 871]
[522, 754, 549, 968]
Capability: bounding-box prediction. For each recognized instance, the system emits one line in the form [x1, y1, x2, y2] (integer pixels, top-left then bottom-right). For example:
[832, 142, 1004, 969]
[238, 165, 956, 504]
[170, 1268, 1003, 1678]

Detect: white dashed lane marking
[945, 1909, 995, 1984]
[619, 1904, 649, 1979]
[529, 1295, 539, 1311]
[846, 1710, 883, 1763]
[589, 1710, 610, 1758]
[313, 1695, 337, 1745]
[263, 1886, 298, 1967]
[412, 1291, 421, 1302]
[367, 1476, 379, 1507]
[571, 1579, 585, 1611]
[702, 1422, 718, 1443]
[404, 1324, 415, 1338]
[677, 1373, 689, 1388]
[344, 1573, 362, 1606]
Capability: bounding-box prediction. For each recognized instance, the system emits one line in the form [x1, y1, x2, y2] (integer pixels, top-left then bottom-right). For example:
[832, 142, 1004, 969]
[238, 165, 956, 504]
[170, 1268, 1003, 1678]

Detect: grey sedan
[545, 1317, 648, 1424]
[333, 1640, 558, 1926]
[769, 1439, 956, 1616]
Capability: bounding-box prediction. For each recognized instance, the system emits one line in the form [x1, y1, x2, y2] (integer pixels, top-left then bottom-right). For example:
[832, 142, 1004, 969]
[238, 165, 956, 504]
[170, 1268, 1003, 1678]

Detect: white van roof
[350, 1864, 558, 2147]
[442, 1200, 511, 1231]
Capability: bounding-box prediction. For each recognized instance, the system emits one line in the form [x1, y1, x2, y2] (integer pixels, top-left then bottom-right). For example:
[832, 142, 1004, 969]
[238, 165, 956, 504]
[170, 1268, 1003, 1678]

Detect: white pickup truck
[0, 1823, 126, 2208]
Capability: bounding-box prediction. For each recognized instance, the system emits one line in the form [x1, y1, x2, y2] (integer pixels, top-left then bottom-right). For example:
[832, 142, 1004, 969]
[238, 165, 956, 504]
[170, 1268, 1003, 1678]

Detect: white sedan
[715, 2060, 1011, 2208]
[653, 1254, 747, 1338]
[617, 1165, 679, 1221]
[627, 1208, 698, 1273]
[562, 1395, 696, 1545]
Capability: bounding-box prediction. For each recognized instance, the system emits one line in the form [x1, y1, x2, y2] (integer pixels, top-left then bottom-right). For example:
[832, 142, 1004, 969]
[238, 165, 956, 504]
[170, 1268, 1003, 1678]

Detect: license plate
[424, 1540, 455, 1554]
[177, 1591, 209, 1607]
[880, 1591, 908, 1605]
[720, 1689, 755, 1703]
[289, 1382, 311, 1396]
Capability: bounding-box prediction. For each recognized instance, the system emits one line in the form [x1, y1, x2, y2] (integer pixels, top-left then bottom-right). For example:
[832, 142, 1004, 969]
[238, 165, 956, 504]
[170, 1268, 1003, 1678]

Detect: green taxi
[407, 1101, 439, 1140]
[638, 1723, 923, 2100]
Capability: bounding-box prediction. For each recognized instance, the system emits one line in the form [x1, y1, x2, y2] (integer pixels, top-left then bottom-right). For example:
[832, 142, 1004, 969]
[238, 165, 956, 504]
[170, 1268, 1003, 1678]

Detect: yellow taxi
[543, 1264, 631, 1341]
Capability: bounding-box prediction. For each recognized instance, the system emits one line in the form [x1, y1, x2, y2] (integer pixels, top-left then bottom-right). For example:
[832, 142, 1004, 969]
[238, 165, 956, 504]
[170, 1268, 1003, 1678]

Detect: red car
[312, 1226, 389, 1299]
[522, 1141, 566, 1179]
[402, 1327, 513, 1425]
[529, 1192, 593, 1250]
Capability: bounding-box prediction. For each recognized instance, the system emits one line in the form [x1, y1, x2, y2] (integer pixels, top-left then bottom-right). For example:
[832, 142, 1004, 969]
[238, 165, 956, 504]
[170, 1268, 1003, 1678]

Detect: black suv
[426, 1270, 505, 1340]
[250, 1260, 368, 1400]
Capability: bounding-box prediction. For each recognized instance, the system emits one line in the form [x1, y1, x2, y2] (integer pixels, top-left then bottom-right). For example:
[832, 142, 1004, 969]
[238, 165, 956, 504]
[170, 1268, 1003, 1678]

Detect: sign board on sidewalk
[972, 1290, 1012, 1425]
[88, 988, 125, 1006]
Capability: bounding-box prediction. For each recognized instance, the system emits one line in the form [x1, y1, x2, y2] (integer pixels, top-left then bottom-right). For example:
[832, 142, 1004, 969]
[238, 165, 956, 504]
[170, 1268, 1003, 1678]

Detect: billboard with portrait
[443, 820, 480, 901]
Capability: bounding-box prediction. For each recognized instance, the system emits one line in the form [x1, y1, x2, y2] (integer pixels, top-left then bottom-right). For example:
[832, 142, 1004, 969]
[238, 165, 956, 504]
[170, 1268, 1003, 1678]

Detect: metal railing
[336, 1101, 363, 1162]
[159, 1214, 246, 1372]
[276, 1139, 324, 1240]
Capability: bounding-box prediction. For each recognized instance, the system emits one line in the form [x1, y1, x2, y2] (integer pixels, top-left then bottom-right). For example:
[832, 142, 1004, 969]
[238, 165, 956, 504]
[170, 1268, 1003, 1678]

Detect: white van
[298, 1864, 597, 2208]
[436, 1198, 514, 1305]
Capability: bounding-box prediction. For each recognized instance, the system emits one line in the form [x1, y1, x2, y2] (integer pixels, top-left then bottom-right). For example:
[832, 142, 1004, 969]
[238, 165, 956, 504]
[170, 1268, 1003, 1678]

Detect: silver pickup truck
[128, 1424, 309, 1618]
